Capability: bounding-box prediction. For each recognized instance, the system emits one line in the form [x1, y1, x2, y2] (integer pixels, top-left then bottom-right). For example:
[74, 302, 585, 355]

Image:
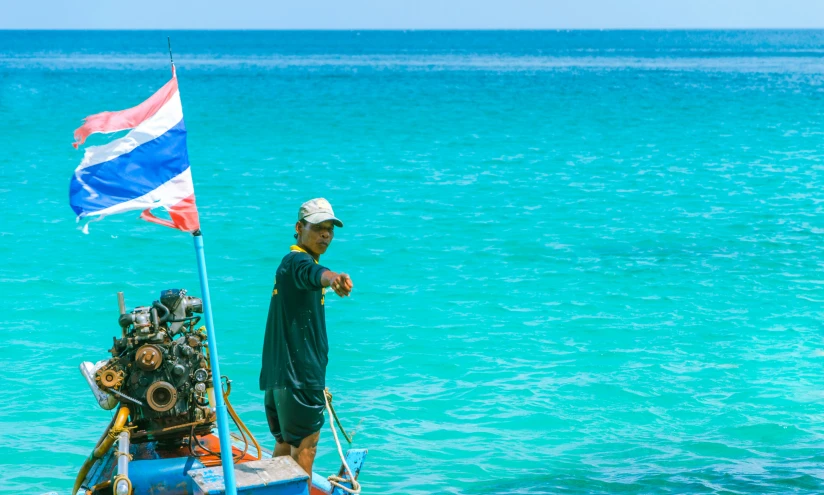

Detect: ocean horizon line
[2, 27, 824, 32]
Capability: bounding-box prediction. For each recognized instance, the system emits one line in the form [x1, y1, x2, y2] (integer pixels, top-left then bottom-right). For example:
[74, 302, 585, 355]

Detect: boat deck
[79, 433, 366, 495]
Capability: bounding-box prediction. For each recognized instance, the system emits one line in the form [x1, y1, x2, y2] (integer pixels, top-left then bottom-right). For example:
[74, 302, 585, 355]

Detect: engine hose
[224, 390, 262, 460]
[214, 377, 250, 460]
[187, 415, 248, 462]
[188, 423, 221, 458]
[73, 406, 130, 495]
[223, 378, 262, 460]
[229, 400, 250, 460]
[190, 434, 245, 463]
[153, 301, 170, 323]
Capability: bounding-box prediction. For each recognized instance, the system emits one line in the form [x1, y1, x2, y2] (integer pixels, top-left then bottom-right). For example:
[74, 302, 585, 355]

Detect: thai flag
[70, 67, 200, 233]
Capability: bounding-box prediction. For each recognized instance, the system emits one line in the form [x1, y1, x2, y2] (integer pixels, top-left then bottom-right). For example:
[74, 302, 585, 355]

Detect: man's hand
[322, 271, 354, 297]
[331, 273, 353, 297]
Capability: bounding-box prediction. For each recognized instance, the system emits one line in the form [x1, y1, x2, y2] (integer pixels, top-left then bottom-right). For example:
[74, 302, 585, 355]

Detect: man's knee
[291, 431, 320, 460]
[302, 431, 320, 448]
[293, 431, 320, 452]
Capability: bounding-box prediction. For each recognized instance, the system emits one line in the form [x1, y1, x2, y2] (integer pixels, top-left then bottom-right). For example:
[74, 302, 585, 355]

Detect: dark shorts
[264, 387, 325, 447]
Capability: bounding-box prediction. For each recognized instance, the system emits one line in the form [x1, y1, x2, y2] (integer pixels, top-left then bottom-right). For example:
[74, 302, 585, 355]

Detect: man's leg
[275, 388, 324, 484]
[274, 440, 291, 457]
[291, 431, 320, 486]
[265, 389, 291, 456]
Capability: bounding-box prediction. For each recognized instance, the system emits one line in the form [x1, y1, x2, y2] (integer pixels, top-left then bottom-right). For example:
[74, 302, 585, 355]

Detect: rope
[325, 389, 354, 444]
[114, 451, 133, 461]
[106, 425, 136, 441]
[324, 388, 361, 494]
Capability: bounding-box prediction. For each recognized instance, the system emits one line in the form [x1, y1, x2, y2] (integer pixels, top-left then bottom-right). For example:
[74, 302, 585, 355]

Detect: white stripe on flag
[75, 92, 184, 172]
[84, 167, 195, 219]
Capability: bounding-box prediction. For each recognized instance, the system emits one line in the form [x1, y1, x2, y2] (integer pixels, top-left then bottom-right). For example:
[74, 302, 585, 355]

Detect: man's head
[295, 198, 343, 258]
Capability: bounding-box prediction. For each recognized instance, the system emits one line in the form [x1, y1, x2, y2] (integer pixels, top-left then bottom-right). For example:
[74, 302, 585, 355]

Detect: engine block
[94, 289, 215, 442]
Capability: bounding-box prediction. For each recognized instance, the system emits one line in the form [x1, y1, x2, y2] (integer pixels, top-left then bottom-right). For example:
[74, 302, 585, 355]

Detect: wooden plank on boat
[81, 446, 116, 494]
[189, 456, 309, 495]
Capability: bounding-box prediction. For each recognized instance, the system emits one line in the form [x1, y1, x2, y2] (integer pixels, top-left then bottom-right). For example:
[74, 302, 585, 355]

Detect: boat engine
[84, 289, 216, 442]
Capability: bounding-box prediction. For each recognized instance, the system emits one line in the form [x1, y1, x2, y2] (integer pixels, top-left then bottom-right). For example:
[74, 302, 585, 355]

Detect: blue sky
[3, 0, 823, 29]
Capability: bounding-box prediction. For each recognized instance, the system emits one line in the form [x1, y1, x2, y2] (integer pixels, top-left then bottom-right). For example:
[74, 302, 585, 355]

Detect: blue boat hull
[79, 433, 366, 495]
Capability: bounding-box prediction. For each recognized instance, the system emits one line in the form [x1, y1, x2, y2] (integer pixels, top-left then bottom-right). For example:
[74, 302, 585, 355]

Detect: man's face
[297, 220, 335, 257]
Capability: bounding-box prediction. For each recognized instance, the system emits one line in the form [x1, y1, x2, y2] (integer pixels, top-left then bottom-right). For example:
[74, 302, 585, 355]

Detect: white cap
[298, 198, 343, 227]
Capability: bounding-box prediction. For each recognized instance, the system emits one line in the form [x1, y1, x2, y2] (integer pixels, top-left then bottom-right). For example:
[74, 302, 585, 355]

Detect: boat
[69, 288, 366, 495]
[59, 42, 364, 494]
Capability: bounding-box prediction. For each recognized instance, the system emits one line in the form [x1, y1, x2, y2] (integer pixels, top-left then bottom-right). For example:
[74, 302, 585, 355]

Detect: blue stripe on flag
[70, 119, 189, 217]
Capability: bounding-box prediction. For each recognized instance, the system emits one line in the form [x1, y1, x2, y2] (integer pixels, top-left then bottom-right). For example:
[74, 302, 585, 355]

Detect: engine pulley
[135, 345, 163, 372]
[96, 368, 125, 390]
[145, 381, 178, 412]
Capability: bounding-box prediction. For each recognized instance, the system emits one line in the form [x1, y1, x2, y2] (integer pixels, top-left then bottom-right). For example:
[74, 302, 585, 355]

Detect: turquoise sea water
[2, 30, 824, 494]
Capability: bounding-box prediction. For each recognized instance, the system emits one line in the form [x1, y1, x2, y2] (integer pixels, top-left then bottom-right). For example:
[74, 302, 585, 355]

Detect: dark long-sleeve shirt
[260, 246, 329, 390]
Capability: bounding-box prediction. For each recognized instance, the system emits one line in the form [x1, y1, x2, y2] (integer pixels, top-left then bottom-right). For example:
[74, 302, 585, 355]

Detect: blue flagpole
[193, 230, 238, 495]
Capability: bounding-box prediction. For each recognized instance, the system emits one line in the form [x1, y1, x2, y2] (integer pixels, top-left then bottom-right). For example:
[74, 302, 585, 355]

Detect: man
[260, 198, 354, 481]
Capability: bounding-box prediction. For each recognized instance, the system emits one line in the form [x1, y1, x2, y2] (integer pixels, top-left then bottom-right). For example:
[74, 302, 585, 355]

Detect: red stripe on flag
[73, 71, 179, 149]
[139, 194, 200, 233]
